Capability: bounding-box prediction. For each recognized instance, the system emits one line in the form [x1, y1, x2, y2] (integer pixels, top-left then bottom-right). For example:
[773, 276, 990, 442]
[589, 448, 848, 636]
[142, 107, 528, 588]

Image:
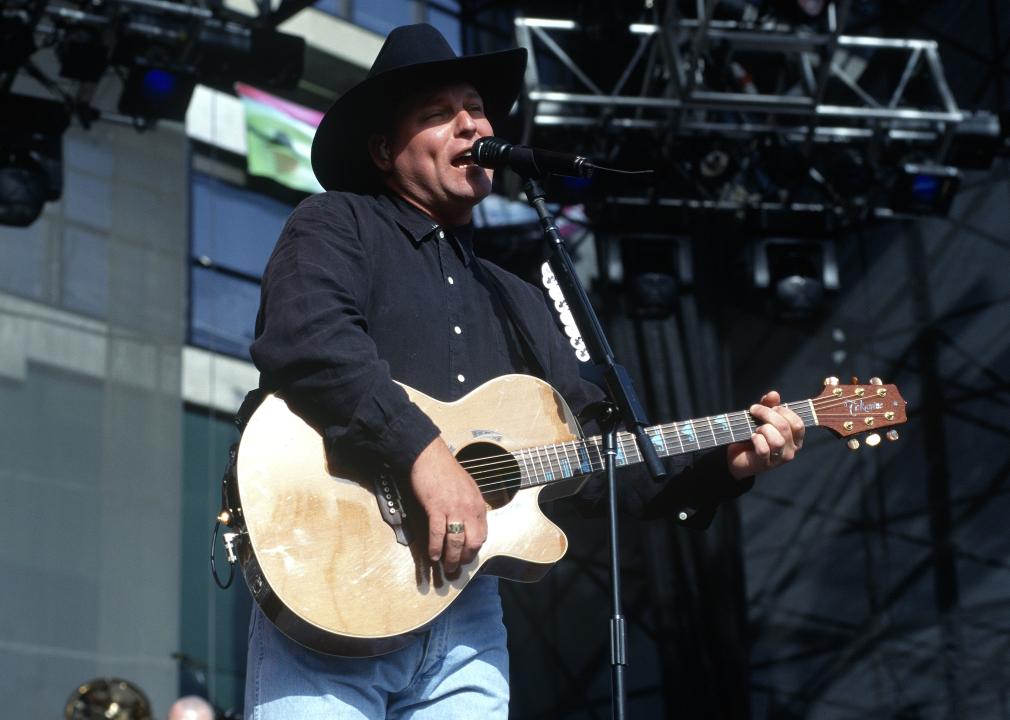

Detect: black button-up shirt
[250, 192, 748, 524]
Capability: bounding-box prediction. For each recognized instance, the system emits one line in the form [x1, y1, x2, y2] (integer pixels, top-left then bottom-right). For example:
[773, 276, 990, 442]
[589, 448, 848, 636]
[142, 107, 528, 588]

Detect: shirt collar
[383, 193, 475, 266]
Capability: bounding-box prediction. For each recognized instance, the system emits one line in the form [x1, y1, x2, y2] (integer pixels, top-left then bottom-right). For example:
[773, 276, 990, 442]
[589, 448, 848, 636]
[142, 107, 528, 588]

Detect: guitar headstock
[813, 376, 907, 449]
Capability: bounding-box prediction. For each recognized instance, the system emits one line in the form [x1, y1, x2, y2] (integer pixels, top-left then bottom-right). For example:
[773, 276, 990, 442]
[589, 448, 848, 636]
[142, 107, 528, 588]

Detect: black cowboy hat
[310, 23, 527, 193]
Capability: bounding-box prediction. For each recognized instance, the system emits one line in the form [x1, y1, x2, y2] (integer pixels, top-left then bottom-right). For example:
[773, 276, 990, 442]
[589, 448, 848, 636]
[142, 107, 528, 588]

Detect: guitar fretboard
[489, 400, 817, 490]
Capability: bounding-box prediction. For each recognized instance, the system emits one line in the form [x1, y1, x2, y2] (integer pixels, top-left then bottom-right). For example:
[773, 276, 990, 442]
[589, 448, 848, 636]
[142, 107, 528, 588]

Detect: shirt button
[453, 325, 462, 334]
[447, 276, 454, 285]
[457, 374, 465, 383]
[437, 230, 445, 240]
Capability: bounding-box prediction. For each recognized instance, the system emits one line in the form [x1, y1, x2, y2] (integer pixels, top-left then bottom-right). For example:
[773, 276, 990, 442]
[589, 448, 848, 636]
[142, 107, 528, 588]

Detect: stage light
[0, 12, 36, 72]
[0, 151, 47, 227]
[197, 23, 305, 90]
[57, 27, 109, 83]
[753, 239, 839, 320]
[629, 272, 677, 319]
[890, 164, 960, 216]
[620, 237, 692, 319]
[118, 59, 197, 121]
[947, 112, 1001, 170]
[0, 95, 68, 227]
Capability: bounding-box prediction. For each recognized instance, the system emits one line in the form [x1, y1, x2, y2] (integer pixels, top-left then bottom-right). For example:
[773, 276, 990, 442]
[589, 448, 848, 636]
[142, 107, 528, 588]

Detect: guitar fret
[525, 447, 540, 486]
[628, 435, 643, 464]
[547, 446, 559, 480]
[703, 416, 717, 450]
[647, 425, 668, 457]
[679, 420, 700, 452]
[712, 413, 733, 443]
[535, 446, 550, 484]
[806, 399, 818, 426]
[589, 437, 606, 471]
[518, 449, 533, 488]
[550, 443, 566, 479]
[668, 422, 685, 455]
[542, 446, 555, 482]
[615, 434, 626, 466]
[557, 440, 573, 474]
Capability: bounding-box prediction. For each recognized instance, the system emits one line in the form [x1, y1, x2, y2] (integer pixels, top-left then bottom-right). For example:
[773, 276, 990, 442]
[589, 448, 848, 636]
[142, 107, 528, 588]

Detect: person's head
[310, 24, 526, 213]
[166, 695, 214, 720]
[367, 80, 493, 226]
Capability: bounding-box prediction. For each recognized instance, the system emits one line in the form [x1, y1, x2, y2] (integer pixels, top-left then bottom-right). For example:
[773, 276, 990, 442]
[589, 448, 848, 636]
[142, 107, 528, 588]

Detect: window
[188, 172, 292, 359]
[313, 0, 351, 19]
[353, 0, 419, 36]
[428, 7, 462, 53]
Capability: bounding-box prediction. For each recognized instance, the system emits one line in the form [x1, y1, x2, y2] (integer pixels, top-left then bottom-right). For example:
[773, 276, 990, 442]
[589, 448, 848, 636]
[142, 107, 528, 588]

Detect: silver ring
[446, 521, 465, 534]
[771, 450, 783, 459]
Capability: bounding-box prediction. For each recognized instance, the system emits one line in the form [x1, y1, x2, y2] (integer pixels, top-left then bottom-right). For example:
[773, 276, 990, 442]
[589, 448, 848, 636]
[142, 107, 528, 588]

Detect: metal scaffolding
[510, 2, 1003, 224]
[515, 6, 967, 151]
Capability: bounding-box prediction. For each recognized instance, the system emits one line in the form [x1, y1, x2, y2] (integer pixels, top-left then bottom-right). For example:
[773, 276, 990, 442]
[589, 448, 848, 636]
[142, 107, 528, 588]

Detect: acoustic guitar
[228, 373, 906, 657]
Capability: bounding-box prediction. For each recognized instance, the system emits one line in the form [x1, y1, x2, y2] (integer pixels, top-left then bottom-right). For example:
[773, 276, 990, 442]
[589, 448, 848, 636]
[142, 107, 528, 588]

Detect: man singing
[246, 22, 804, 719]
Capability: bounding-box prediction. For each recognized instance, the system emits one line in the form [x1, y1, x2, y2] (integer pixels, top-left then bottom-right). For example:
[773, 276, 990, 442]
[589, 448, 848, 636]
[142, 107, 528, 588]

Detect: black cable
[209, 519, 235, 590]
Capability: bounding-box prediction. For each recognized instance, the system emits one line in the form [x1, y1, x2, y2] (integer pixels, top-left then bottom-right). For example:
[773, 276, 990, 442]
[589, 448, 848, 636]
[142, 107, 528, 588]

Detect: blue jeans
[244, 576, 509, 719]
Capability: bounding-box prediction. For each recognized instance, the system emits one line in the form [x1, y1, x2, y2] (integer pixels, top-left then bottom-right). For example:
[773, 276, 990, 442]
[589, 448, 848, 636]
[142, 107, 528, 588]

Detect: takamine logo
[542, 262, 590, 362]
[843, 398, 884, 416]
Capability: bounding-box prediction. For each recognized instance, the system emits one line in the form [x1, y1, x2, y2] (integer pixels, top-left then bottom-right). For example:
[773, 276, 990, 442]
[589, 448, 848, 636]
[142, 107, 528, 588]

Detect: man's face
[375, 81, 494, 225]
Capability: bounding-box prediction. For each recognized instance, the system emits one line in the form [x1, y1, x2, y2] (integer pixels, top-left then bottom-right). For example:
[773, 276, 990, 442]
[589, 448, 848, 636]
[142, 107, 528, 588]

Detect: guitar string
[465, 430, 888, 495]
[454, 393, 896, 494]
[455, 393, 896, 478]
[454, 396, 845, 475]
[458, 403, 896, 482]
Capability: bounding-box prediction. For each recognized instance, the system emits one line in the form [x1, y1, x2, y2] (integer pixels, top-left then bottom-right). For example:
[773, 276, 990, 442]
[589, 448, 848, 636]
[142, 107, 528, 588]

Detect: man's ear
[367, 134, 392, 172]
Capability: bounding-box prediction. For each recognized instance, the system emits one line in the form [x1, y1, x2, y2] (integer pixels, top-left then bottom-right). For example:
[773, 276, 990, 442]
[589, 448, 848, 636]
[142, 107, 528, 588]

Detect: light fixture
[0, 11, 35, 72]
[890, 164, 960, 216]
[118, 59, 197, 121]
[57, 27, 109, 83]
[0, 95, 68, 227]
[753, 238, 839, 320]
[197, 23, 305, 90]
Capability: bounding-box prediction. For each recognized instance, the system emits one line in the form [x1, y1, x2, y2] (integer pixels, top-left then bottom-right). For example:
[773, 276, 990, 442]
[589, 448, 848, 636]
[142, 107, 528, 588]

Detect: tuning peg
[851, 376, 859, 385]
[886, 430, 899, 442]
[847, 438, 860, 451]
[824, 376, 840, 386]
[869, 377, 883, 385]
[865, 433, 881, 447]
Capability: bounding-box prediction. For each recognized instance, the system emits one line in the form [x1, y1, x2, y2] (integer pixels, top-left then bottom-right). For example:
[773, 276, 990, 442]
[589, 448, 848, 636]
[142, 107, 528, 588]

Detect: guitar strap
[475, 258, 549, 381]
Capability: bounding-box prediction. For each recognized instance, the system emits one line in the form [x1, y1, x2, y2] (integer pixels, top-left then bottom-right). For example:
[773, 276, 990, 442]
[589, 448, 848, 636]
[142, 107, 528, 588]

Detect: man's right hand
[409, 437, 488, 574]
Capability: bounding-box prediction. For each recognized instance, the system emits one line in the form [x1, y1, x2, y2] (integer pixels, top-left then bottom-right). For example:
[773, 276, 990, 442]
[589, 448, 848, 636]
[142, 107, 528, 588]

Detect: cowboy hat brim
[311, 46, 527, 193]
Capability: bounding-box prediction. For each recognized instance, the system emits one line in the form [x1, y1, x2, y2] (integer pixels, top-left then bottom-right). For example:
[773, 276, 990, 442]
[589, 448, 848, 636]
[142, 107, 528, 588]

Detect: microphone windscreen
[471, 137, 511, 169]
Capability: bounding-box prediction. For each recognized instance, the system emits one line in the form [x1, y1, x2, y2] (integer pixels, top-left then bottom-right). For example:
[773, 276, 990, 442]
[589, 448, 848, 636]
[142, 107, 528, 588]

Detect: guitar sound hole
[455, 442, 520, 509]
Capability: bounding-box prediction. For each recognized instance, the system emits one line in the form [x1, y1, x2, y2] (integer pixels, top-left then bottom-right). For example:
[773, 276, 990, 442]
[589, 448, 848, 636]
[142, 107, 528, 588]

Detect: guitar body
[235, 374, 584, 657]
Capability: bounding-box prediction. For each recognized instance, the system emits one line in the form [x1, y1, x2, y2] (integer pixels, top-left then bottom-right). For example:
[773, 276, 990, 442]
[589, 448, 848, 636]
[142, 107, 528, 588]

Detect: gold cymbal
[64, 677, 152, 720]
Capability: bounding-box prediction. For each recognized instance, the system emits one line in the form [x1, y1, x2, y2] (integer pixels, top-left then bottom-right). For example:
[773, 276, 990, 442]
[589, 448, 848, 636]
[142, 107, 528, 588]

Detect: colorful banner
[236, 83, 324, 194]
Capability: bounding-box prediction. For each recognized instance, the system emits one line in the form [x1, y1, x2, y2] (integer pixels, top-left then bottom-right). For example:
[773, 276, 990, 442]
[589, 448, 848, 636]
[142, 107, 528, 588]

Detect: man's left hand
[727, 390, 805, 480]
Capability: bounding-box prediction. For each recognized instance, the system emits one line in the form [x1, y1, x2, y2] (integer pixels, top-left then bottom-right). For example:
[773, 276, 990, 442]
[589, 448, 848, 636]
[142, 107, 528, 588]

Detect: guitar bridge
[375, 473, 411, 547]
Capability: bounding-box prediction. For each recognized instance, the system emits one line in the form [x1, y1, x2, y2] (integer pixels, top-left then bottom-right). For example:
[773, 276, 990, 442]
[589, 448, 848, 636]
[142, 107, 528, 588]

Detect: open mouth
[450, 150, 475, 168]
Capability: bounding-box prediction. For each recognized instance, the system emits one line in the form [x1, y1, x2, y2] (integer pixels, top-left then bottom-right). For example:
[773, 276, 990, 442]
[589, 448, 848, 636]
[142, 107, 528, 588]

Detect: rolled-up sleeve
[250, 197, 440, 473]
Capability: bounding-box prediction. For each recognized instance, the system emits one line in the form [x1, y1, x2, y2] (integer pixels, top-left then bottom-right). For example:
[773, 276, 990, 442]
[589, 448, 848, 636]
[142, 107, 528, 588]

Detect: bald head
[167, 696, 214, 720]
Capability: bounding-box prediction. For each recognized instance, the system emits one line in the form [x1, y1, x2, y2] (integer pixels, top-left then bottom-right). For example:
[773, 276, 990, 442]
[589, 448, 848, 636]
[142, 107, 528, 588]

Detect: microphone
[471, 137, 595, 179]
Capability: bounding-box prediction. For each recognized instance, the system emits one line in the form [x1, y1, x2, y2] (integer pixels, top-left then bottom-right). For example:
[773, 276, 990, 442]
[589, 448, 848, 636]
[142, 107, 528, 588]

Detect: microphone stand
[521, 177, 666, 720]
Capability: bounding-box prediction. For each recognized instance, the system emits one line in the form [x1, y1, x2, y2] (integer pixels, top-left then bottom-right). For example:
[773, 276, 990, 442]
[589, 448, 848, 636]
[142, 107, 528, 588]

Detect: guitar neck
[511, 400, 818, 489]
